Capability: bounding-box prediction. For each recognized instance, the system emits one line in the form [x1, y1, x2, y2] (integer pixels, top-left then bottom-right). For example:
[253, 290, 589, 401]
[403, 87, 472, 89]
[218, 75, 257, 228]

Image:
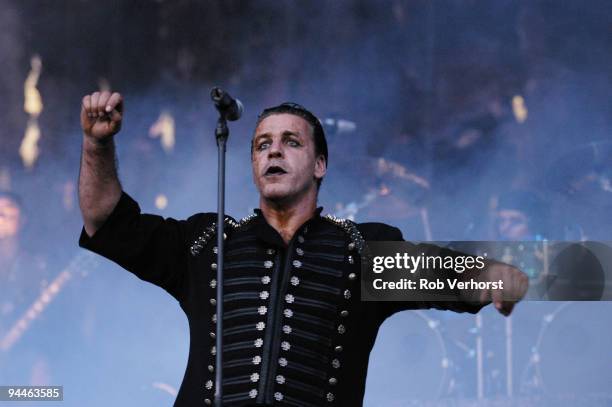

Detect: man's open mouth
[264, 166, 287, 176]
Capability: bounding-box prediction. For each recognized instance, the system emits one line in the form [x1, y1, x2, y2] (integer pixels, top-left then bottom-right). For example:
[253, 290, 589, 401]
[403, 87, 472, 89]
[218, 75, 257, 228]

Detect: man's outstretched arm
[78, 91, 123, 236]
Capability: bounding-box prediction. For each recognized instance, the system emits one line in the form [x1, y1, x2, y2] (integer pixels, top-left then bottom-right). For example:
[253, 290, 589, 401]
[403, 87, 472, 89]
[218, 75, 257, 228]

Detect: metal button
[260, 291, 269, 300]
[208, 365, 214, 372]
[211, 314, 217, 323]
[278, 357, 288, 367]
[332, 359, 341, 369]
[274, 392, 284, 401]
[261, 275, 271, 285]
[298, 235, 305, 243]
[290, 276, 300, 286]
[211, 262, 218, 270]
[205, 380, 213, 390]
[285, 294, 294, 303]
[204, 398, 212, 405]
[249, 389, 258, 398]
[254, 338, 263, 348]
[334, 345, 343, 353]
[327, 392, 335, 402]
[348, 242, 355, 251]
[348, 272, 356, 280]
[264, 260, 273, 268]
[276, 375, 285, 384]
[256, 322, 266, 331]
[209, 298, 217, 306]
[281, 341, 291, 351]
[258, 306, 267, 315]
[292, 260, 302, 268]
[209, 279, 217, 288]
[267, 248, 275, 255]
[209, 332, 216, 339]
[250, 373, 260, 382]
[212, 246, 218, 254]
[296, 247, 304, 256]
[284, 309, 293, 318]
[282, 325, 292, 334]
[347, 255, 354, 264]
[210, 346, 216, 356]
[344, 289, 351, 299]
[329, 377, 338, 385]
[252, 356, 262, 365]
[340, 310, 349, 317]
[338, 324, 346, 334]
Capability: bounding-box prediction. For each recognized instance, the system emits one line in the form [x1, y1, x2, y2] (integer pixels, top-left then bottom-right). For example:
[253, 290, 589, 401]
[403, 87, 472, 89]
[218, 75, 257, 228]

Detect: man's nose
[267, 141, 283, 157]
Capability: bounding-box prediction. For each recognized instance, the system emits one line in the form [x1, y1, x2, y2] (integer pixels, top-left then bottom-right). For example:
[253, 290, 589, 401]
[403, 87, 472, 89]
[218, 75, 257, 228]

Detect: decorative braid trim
[322, 214, 366, 254]
[189, 213, 258, 256]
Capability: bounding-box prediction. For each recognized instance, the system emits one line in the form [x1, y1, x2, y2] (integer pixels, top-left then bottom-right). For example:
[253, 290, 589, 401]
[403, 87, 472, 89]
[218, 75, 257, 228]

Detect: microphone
[321, 117, 357, 134]
[210, 87, 243, 121]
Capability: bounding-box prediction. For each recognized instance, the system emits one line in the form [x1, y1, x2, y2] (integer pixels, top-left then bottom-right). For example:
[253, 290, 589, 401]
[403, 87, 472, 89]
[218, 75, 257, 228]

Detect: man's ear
[314, 155, 327, 180]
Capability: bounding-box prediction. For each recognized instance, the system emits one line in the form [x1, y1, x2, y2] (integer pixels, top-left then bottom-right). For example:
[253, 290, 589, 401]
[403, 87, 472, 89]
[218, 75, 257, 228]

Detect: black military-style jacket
[79, 192, 484, 406]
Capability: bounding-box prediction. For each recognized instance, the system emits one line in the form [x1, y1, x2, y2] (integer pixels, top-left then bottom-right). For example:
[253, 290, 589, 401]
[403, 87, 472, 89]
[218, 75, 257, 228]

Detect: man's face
[252, 113, 326, 204]
[0, 198, 21, 239]
[496, 209, 529, 240]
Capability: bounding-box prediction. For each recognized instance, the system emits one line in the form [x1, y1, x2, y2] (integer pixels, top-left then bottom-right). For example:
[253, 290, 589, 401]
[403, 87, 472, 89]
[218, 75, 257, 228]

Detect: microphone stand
[214, 114, 228, 407]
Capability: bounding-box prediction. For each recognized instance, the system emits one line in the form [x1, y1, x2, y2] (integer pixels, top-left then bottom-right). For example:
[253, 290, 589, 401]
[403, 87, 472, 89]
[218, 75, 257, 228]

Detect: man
[78, 91, 528, 406]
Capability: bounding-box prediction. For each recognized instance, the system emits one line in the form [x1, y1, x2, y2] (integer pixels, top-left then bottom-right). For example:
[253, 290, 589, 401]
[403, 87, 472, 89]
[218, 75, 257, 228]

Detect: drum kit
[343, 142, 612, 404]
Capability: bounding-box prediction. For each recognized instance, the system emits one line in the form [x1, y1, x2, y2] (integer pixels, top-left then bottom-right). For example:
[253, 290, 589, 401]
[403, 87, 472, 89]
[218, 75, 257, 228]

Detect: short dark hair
[253, 102, 328, 188]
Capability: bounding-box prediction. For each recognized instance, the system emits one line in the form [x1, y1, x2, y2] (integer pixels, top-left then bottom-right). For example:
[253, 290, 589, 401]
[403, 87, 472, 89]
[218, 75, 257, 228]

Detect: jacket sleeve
[363, 223, 488, 319]
[78, 191, 212, 302]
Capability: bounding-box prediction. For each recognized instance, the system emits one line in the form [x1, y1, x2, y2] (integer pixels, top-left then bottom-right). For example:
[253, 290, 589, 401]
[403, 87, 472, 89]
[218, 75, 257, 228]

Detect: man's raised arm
[78, 91, 123, 237]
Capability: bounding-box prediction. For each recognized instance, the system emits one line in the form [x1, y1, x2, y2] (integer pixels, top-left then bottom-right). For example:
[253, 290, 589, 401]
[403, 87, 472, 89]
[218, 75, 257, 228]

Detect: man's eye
[287, 140, 300, 147]
[257, 142, 270, 150]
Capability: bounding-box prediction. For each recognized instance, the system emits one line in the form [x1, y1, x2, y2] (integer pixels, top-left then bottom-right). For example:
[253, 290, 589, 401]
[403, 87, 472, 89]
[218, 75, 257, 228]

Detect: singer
[77, 91, 528, 406]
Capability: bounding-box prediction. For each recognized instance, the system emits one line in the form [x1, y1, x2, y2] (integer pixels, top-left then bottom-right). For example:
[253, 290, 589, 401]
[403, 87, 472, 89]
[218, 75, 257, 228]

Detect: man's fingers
[82, 95, 92, 118]
[98, 91, 111, 116]
[106, 92, 123, 114]
[90, 92, 100, 118]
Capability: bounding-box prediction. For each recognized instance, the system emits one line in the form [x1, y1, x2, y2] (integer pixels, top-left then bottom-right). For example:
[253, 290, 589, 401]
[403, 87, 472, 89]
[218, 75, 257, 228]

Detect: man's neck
[259, 192, 318, 244]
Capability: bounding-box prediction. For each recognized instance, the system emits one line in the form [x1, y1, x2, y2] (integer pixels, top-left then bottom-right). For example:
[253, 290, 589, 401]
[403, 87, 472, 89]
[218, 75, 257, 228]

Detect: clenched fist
[81, 91, 123, 141]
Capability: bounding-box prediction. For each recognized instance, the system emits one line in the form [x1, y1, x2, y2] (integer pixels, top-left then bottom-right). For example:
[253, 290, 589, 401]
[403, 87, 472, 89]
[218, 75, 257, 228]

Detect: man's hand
[481, 263, 529, 316]
[81, 91, 123, 142]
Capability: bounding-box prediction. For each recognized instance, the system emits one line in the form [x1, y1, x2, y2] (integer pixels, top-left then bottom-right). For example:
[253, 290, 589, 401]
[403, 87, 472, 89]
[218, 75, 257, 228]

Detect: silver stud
[340, 310, 349, 317]
[260, 291, 269, 300]
[278, 357, 288, 367]
[264, 260, 273, 268]
[212, 246, 218, 254]
[281, 341, 291, 351]
[274, 392, 284, 401]
[252, 355, 261, 365]
[298, 235, 305, 243]
[249, 389, 258, 399]
[348, 242, 355, 251]
[290, 276, 300, 286]
[329, 377, 338, 385]
[348, 272, 356, 281]
[332, 359, 341, 368]
[284, 309, 293, 318]
[344, 289, 351, 299]
[205, 380, 213, 390]
[261, 275, 271, 285]
[250, 373, 260, 382]
[209, 332, 216, 339]
[327, 392, 335, 402]
[267, 248, 275, 255]
[283, 325, 292, 334]
[211, 262, 218, 271]
[209, 298, 217, 306]
[338, 324, 346, 334]
[347, 256, 354, 264]
[254, 338, 263, 348]
[211, 314, 217, 323]
[296, 247, 304, 256]
[256, 322, 266, 331]
[204, 398, 212, 405]
[209, 279, 217, 288]
[276, 375, 285, 384]
[258, 306, 267, 315]
[292, 260, 302, 268]
[208, 365, 214, 372]
[334, 345, 343, 353]
[285, 294, 294, 303]
[211, 346, 216, 356]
